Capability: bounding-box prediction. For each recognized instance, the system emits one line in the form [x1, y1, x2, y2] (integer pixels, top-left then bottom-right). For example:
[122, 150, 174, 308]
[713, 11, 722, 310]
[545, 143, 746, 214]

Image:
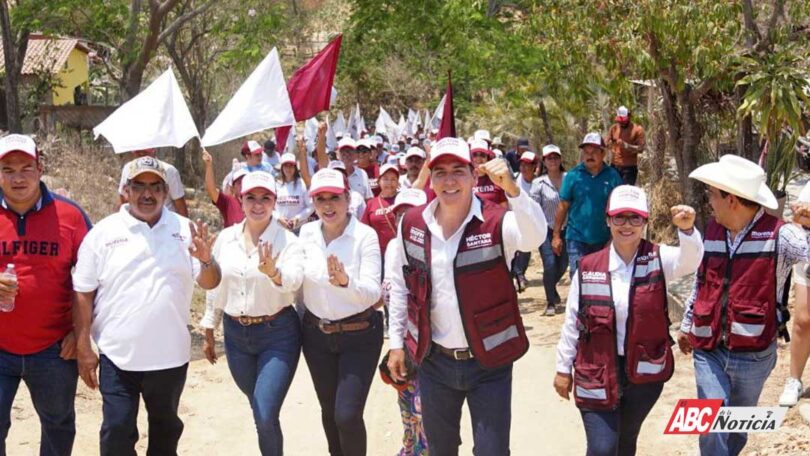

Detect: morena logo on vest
[409, 227, 425, 245]
[749, 230, 774, 239]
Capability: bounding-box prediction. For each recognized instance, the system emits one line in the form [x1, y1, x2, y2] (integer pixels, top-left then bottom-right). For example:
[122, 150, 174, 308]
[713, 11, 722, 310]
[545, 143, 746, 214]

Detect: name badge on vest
[465, 233, 493, 249]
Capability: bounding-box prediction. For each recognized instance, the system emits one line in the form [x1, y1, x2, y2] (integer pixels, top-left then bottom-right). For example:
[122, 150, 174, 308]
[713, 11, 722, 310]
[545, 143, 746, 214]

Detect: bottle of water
[0, 264, 17, 312]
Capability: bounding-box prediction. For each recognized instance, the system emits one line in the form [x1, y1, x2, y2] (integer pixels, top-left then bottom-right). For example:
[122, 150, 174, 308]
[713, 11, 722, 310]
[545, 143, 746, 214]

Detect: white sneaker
[779, 377, 804, 407]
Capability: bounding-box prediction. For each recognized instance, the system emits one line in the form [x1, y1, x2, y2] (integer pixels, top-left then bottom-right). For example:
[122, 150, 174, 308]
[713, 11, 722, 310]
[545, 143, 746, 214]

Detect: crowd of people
[1, 101, 810, 456]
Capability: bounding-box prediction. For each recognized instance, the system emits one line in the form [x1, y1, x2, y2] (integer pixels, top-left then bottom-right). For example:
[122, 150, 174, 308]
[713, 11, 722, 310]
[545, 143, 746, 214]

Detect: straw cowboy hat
[688, 154, 778, 209]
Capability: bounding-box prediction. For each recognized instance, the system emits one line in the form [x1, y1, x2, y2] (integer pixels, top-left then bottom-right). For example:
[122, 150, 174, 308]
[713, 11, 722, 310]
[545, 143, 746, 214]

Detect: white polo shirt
[73, 206, 200, 371]
[199, 218, 303, 329]
[118, 159, 185, 209]
[347, 166, 373, 200]
[299, 216, 381, 320]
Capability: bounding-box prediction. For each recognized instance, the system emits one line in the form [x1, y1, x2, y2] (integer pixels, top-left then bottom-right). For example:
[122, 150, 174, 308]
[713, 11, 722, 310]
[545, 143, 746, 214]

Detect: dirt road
[5, 261, 810, 455]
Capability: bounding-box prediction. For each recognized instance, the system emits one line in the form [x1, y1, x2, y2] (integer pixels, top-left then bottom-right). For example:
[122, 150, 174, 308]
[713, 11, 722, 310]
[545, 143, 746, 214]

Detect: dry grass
[646, 176, 682, 245]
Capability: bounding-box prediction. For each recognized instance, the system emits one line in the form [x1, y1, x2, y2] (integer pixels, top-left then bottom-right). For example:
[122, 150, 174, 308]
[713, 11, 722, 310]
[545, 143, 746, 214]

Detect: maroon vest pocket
[574, 364, 615, 410]
[727, 299, 770, 351]
[473, 301, 520, 351]
[626, 343, 673, 384]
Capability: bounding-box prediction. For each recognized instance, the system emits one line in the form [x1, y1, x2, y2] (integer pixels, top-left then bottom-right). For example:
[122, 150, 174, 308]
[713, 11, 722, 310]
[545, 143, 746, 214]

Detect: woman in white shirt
[298, 168, 382, 456]
[274, 152, 313, 232]
[199, 171, 304, 456]
[511, 151, 540, 293]
[553, 185, 703, 456]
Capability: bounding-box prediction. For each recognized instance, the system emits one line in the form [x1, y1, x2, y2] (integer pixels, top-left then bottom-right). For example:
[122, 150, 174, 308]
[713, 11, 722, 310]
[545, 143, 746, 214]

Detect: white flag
[346, 108, 357, 139]
[375, 106, 398, 137]
[355, 104, 366, 138]
[430, 95, 446, 131]
[334, 111, 346, 137]
[407, 109, 418, 136]
[93, 68, 199, 153]
[326, 114, 338, 151]
[304, 117, 319, 153]
[422, 109, 431, 132]
[201, 48, 294, 147]
[283, 124, 297, 154]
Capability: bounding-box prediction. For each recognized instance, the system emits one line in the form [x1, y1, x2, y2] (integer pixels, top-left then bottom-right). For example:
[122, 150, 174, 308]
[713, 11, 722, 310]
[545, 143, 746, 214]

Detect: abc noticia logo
[664, 399, 787, 434]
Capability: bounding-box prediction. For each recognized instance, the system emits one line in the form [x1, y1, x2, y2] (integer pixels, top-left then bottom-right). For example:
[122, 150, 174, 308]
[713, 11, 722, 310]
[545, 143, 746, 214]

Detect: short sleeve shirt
[559, 162, 622, 245]
[608, 122, 645, 167]
[361, 195, 397, 254]
[214, 193, 245, 228]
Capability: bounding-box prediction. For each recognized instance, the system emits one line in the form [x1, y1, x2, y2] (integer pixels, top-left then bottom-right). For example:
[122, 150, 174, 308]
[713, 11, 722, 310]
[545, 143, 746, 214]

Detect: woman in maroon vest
[554, 185, 703, 456]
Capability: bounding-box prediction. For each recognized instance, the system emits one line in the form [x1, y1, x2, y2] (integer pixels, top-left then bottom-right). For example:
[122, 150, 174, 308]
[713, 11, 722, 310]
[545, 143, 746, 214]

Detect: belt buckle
[318, 318, 333, 333]
[238, 316, 252, 326]
[453, 349, 467, 361]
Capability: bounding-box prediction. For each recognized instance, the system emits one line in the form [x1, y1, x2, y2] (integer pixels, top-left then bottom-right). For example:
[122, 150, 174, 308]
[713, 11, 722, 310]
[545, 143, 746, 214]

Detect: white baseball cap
[379, 163, 400, 178]
[391, 144, 401, 153]
[469, 139, 491, 154]
[374, 135, 383, 145]
[241, 171, 277, 196]
[607, 185, 648, 218]
[616, 106, 630, 121]
[328, 160, 347, 173]
[520, 151, 538, 163]
[231, 167, 249, 184]
[542, 144, 562, 157]
[279, 153, 297, 166]
[391, 188, 428, 212]
[310, 169, 347, 196]
[404, 147, 426, 160]
[428, 137, 471, 169]
[338, 137, 357, 151]
[473, 129, 491, 143]
[579, 132, 605, 149]
[357, 138, 374, 150]
[410, 138, 420, 146]
[242, 140, 263, 155]
[0, 134, 37, 160]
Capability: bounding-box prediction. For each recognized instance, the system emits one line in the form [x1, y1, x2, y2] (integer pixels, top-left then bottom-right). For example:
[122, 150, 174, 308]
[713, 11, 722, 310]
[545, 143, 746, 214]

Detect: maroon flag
[276, 34, 343, 150]
[437, 71, 455, 140]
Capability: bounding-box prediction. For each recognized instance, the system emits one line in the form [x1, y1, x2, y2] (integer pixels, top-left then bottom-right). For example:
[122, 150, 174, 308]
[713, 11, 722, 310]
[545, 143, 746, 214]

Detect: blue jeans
[0, 342, 77, 456]
[98, 355, 188, 456]
[566, 239, 605, 278]
[223, 307, 302, 456]
[302, 310, 384, 456]
[540, 229, 568, 305]
[693, 342, 777, 456]
[418, 349, 513, 456]
[580, 358, 663, 456]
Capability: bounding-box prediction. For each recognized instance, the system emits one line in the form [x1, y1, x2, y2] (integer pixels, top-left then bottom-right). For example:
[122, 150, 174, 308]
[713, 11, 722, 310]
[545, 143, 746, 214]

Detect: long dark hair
[280, 163, 302, 188]
[540, 155, 566, 176]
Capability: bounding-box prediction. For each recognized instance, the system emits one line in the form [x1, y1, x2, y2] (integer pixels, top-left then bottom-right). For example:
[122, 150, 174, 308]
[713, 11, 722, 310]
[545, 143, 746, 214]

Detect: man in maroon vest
[385, 137, 546, 455]
[678, 154, 809, 456]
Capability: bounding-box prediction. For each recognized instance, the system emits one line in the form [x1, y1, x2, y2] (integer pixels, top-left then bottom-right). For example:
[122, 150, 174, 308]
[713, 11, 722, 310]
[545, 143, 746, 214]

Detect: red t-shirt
[215, 193, 245, 227]
[474, 175, 507, 205]
[361, 195, 397, 253]
[361, 164, 381, 197]
[0, 184, 91, 355]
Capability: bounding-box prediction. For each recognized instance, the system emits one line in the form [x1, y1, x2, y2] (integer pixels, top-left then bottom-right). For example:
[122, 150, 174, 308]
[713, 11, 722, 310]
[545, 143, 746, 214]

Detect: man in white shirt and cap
[678, 154, 809, 456]
[73, 156, 221, 456]
[117, 148, 188, 217]
[386, 137, 547, 455]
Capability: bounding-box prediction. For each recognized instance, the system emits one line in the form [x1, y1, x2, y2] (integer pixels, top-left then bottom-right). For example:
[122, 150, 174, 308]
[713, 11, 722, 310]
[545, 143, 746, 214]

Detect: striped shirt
[529, 173, 566, 229]
[680, 208, 809, 333]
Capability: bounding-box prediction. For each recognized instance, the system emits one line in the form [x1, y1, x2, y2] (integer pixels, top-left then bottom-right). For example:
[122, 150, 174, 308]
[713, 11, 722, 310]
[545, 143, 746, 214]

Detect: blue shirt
[559, 162, 622, 245]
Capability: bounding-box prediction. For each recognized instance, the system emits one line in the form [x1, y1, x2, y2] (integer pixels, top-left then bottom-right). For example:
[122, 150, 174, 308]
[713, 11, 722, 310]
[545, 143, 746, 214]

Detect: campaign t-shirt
[473, 174, 507, 205]
[361, 195, 397, 254]
[361, 164, 381, 197]
[214, 193, 244, 228]
[0, 183, 92, 355]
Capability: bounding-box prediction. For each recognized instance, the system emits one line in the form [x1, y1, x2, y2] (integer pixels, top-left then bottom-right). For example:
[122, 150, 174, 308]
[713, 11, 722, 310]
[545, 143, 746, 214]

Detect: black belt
[305, 307, 375, 334]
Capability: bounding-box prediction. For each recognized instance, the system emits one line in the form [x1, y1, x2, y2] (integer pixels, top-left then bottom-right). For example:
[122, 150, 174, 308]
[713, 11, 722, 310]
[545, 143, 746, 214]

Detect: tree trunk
[538, 100, 554, 144]
[0, 0, 26, 133]
[736, 84, 755, 161]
